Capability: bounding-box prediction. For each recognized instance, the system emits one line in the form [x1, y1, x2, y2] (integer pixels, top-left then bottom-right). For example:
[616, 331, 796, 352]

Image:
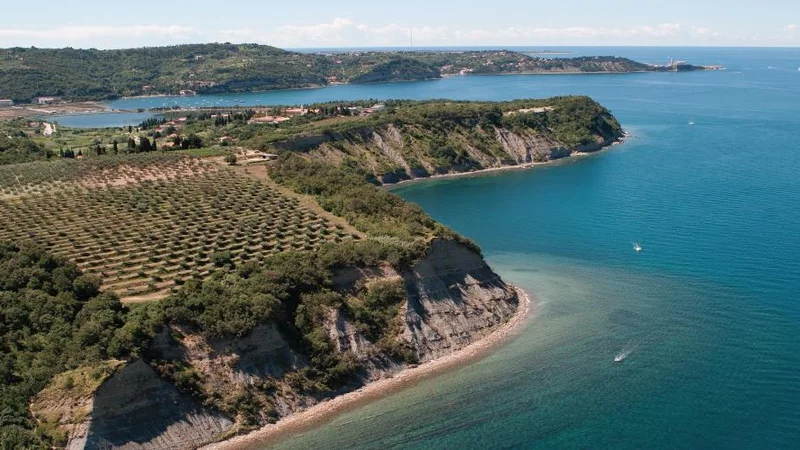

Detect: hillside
[0, 98, 620, 449]
[349, 57, 441, 83]
[0, 43, 713, 103]
[260, 97, 623, 183]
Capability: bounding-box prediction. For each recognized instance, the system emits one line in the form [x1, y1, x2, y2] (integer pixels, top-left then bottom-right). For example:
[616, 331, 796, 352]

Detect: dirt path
[120, 290, 171, 304]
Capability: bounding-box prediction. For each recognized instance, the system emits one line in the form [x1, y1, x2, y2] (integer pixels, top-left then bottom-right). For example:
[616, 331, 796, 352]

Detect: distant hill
[0, 43, 329, 103]
[0, 43, 711, 103]
[349, 57, 441, 83]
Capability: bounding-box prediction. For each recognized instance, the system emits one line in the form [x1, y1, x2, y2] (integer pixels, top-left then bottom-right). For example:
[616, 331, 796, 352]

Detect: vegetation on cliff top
[0, 242, 157, 448]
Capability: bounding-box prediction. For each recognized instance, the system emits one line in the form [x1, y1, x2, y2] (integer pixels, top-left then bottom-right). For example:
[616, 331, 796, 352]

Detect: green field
[0, 155, 358, 299]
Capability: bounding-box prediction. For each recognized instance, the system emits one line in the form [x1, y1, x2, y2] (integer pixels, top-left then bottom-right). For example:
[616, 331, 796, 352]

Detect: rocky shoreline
[384, 133, 628, 188]
[202, 286, 532, 450]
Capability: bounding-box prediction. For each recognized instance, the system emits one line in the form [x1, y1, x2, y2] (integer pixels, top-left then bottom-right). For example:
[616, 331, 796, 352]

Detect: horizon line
[2, 42, 799, 51]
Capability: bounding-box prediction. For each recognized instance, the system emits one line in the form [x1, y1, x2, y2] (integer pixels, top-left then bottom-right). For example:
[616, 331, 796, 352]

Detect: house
[34, 97, 59, 104]
[0, 99, 13, 107]
[505, 106, 554, 116]
[248, 116, 291, 125]
[142, 85, 153, 93]
[179, 90, 196, 97]
[284, 107, 308, 117]
[370, 103, 386, 113]
[218, 136, 235, 144]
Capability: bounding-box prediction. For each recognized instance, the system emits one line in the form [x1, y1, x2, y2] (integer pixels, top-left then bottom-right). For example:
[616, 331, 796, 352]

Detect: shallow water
[46, 111, 158, 128]
[245, 47, 800, 449]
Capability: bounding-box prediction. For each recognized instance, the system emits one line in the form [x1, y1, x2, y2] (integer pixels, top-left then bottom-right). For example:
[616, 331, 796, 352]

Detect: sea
[73, 47, 800, 448]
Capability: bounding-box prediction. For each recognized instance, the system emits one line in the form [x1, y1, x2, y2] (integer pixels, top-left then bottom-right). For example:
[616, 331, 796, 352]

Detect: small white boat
[614, 349, 632, 362]
[688, 121, 695, 126]
[633, 243, 642, 253]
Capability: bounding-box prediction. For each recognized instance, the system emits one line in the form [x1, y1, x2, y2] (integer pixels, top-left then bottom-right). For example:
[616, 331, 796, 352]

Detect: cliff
[35, 238, 519, 449]
[271, 97, 623, 184]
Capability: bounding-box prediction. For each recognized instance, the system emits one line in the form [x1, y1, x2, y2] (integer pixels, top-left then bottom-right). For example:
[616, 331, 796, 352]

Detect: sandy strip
[203, 286, 532, 450]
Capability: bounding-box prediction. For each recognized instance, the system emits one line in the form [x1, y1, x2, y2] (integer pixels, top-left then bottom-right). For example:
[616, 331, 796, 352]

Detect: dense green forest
[0, 242, 158, 448]
[0, 44, 329, 102]
[0, 43, 696, 102]
[0, 120, 49, 164]
[349, 58, 441, 83]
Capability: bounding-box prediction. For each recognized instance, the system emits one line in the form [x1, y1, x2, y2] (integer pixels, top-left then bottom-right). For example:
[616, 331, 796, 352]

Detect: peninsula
[0, 97, 621, 449]
[0, 43, 718, 103]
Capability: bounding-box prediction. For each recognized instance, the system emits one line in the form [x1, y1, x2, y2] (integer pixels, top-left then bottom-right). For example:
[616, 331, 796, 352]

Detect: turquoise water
[47, 112, 157, 128]
[243, 47, 800, 449]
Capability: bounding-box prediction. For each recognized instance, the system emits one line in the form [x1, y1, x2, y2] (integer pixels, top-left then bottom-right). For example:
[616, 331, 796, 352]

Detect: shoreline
[384, 135, 627, 189]
[202, 286, 532, 450]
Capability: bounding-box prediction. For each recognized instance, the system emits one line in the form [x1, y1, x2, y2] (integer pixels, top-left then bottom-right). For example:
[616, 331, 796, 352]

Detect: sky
[0, 0, 798, 49]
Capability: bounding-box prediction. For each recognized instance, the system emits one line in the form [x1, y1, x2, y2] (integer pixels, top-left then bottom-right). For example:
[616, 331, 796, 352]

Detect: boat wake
[615, 344, 638, 363]
[614, 349, 632, 363]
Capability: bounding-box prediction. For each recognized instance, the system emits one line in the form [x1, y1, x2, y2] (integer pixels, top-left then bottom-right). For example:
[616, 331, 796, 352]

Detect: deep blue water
[223, 47, 800, 449]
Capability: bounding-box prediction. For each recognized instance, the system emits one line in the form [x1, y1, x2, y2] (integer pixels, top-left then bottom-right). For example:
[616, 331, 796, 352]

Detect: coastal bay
[240, 46, 800, 449]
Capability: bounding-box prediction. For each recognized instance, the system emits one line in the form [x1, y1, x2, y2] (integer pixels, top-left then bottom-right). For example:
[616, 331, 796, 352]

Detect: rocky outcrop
[79, 360, 233, 450]
[53, 239, 519, 449]
[305, 123, 621, 184]
[399, 238, 519, 361]
[495, 128, 566, 163]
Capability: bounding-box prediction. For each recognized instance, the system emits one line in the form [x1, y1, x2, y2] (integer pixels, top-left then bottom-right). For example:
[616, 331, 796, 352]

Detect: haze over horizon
[1, 0, 799, 49]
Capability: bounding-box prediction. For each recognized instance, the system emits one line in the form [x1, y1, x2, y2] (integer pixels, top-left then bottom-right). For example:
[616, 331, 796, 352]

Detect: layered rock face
[62, 239, 519, 449]
[78, 361, 233, 450]
[300, 123, 620, 184]
[400, 239, 519, 362]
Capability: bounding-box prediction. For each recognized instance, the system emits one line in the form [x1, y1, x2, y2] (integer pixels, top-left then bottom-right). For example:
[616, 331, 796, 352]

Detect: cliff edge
[36, 238, 519, 449]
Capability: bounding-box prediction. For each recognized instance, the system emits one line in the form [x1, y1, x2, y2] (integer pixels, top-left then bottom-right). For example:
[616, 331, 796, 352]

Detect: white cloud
[785, 24, 798, 33]
[0, 19, 765, 48]
[215, 19, 700, 47]
[690, 26, 721, 38]
[0, 25, 197, 41]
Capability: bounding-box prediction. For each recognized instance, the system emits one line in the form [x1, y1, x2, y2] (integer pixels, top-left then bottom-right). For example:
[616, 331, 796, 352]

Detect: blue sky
[1, 0, 798, 48]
